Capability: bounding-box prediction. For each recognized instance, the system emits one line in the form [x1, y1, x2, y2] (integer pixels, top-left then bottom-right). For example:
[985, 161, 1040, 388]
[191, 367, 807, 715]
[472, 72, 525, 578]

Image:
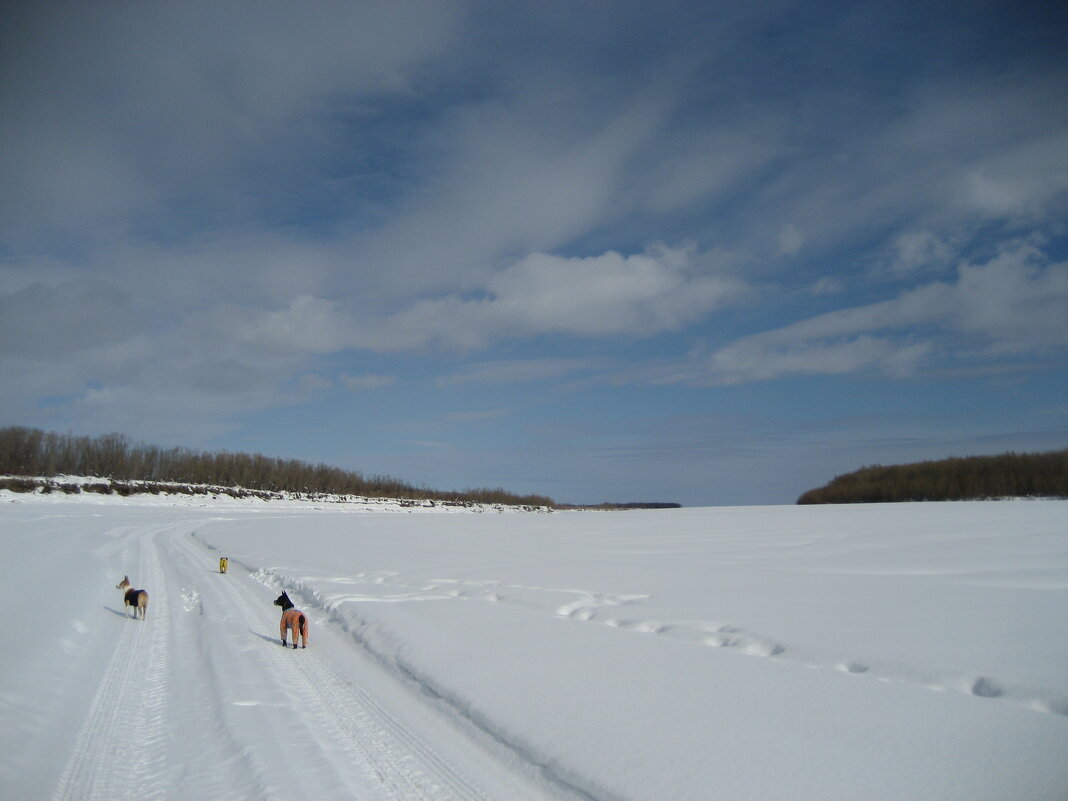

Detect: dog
[273, 591, 308, 649]
[115, 576, 149, 620]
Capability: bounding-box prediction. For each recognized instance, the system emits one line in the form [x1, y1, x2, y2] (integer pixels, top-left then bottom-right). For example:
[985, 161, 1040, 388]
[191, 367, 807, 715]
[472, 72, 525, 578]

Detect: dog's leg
[299, 614, 308, 648]
[279, 618, 287, 646]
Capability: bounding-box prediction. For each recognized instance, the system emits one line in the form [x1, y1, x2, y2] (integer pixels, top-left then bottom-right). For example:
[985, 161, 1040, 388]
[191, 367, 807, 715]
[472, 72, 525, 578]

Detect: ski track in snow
[53, 530, 170, 801]
[50, 523, 573, 801]
[291, 571, 1068, 720]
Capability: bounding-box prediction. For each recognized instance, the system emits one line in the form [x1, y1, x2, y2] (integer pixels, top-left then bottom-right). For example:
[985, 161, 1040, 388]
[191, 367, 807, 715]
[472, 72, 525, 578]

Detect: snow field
[1, 493, 1065, 800]
[204, 501, 1068, 801]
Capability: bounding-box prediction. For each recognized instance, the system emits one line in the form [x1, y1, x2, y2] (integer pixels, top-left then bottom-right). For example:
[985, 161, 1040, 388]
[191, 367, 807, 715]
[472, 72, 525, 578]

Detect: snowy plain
[1, 488, 1065, 801]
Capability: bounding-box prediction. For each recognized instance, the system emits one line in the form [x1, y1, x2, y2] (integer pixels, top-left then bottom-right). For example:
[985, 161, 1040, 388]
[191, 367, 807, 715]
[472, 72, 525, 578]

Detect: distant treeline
[0, 426, 554, 508]
[797, 448, 1068, 504]
[556, 502, 682, 511]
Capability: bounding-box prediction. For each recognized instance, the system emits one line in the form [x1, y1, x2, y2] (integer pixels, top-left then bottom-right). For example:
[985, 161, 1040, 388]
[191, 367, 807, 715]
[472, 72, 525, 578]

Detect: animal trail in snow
[838, 662, 870, 674]
[181, 587, 202, 614]
[970, 677, 1003, 699]
[252, 564, 1068, 721]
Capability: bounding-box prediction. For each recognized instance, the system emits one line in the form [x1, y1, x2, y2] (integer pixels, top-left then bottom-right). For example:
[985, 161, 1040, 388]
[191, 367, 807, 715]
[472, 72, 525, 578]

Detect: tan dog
[116, 576, 149, 620]
[274, 591, 308, 649]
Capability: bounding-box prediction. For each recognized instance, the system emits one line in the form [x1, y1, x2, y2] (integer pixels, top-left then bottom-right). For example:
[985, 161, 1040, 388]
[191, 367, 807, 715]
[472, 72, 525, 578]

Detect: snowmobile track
[168, 527, 498, 801]
[52, 530, 170, 801]
[46, 519, 576, 801]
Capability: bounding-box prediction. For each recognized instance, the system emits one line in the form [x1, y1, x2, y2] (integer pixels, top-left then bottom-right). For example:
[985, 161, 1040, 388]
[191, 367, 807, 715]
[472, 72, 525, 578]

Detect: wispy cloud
[0, 1, 463, 247]
[672, 243, 1068, 385]
[438, 359, 602, 387]
[197, 243, 745, 358]
[341, 373, 396, 392]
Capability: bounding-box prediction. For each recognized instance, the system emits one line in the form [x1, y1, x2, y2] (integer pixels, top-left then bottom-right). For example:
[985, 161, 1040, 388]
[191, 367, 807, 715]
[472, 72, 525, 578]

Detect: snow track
[53, 531, 169, 801]
[168, 531, 494, 800]
[47, 517, 570, 801]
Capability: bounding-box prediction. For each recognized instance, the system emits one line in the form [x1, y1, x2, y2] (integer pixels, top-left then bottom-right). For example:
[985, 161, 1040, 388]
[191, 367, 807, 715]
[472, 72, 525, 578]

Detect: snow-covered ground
[1, 490, 1065, 800]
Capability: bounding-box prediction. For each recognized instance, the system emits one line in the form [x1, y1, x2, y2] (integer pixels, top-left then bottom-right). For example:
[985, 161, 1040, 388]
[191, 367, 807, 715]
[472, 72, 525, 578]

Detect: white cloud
[368, 244, 745, 350]
[949, 245, 1068, 353]
[344, 79, 679, 300]
[640, 124, 784, 215]
[234, 295, 351, 355]
[162, 244, 746, 370]
[703, 336, 932, 385]
[682, 242, 1068, 385]
[0, 279, 143, 358]
[961, 131, 1068, 219]
[341, 373, 396, 392]
[891, 231, 952, 275]
[0, 2, 461, 246]
[776, 224, 804, 256]
[722, 68, 1068, 271]
[483, 245, 731, 336]
[810, 277, 844, 296]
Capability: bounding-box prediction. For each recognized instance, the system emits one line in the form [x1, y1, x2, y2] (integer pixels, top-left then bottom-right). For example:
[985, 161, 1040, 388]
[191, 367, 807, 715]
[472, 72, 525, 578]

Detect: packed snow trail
[38, 513, 580, 801]
[52, 528, 170, 801]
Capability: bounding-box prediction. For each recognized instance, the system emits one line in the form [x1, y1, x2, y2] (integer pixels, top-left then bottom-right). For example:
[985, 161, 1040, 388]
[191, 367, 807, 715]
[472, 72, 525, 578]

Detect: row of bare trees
[0, 426, 554, 508]
[797, 448, 1068, 504]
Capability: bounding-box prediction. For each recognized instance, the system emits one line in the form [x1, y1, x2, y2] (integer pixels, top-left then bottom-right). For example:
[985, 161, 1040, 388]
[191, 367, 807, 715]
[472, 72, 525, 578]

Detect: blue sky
[2, 1, 1066, 505]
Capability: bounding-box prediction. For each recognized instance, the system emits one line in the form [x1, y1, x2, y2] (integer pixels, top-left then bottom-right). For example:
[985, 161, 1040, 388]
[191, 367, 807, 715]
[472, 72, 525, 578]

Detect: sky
[2, 1, 1067, 506]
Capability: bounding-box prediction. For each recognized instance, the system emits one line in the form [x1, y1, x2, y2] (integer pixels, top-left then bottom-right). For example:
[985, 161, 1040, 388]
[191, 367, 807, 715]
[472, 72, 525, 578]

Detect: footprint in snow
[969, 677, 1003, 698]
[838, 662, 870, 674]
[704, 633, 739, 648]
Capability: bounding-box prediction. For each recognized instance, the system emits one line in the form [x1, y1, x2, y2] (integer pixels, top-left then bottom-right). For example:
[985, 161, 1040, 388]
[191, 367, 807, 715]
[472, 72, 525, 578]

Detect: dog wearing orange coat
[274, 591, 308, 649]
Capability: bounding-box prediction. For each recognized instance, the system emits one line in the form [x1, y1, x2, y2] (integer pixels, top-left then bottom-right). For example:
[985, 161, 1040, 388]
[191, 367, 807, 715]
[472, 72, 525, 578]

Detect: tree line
[0, 426, 554, 508]
[555, 502, 682, 511]
[797, 448, 1068, 504]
